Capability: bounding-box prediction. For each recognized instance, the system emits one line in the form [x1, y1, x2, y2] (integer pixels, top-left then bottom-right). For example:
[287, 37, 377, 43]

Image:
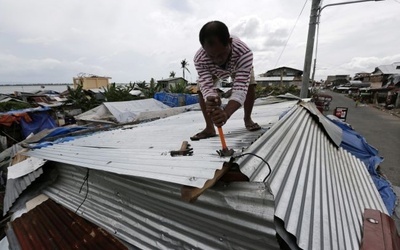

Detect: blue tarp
[329, 118, 397, 215]
[154, 92, 199, 107]
[19, 111, 57, 138]
[1, 107, 58, 139]
[31, 126, 93, 149]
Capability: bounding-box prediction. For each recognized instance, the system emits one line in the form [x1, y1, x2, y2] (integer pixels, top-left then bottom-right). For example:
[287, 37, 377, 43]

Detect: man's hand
[210, 107, 228, 127]
[205, 96, 221, 115]
[205, 96, 227, 127]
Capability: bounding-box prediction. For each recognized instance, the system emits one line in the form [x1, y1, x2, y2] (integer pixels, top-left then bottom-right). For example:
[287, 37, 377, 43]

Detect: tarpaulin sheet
[19, 112, 57, 138]
[329, 118, 397, 215]
[1, 107, 57, 138]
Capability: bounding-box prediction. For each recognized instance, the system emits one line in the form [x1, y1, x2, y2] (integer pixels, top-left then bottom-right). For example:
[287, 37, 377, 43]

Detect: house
[369, 74, 400, 107]
[2, 98, 396, 249]
[157, 77, 188, 90]
[325, 75, 350, 87]
[353, 72, 371, 82]
[256, 66, 303, 88]
[73, 75, 111, 90]
[370, 62, 400, 87]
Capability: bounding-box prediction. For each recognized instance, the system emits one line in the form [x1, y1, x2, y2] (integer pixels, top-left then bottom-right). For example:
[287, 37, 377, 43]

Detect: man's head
[199, 21, 232, 66]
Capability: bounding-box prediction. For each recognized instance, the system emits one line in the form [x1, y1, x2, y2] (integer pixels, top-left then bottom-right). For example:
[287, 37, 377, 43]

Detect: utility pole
[300, 0, 321, 98]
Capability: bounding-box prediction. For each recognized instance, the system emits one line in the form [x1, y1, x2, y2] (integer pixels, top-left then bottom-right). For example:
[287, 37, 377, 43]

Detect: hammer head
[216, 148, 235, 157]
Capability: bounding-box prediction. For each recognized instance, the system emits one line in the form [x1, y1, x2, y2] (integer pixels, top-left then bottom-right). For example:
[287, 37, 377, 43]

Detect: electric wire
[75, 169, 90, 213]
[233, 152, 272, 180]
[0, 130, 19, 143]
[274, 0, 309, 67]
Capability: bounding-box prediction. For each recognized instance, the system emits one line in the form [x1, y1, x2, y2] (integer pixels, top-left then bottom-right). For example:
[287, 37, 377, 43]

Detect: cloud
[0, 53, 104, 82]
[17, 37, 58, 45]
[341, 54, 400, 73]
[0, 0, 399, 83]
[231, 16, 261, 38]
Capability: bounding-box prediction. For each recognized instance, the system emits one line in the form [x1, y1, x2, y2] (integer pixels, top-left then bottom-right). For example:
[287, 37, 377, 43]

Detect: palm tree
[181, 59, 190, 80]
[169, 71, 176, 78]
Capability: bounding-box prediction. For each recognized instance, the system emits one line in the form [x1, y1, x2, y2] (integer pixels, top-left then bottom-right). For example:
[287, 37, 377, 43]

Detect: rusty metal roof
[6, 199, 128, 249]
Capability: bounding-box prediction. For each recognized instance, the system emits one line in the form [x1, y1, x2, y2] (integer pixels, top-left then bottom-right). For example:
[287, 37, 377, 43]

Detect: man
[190, 20, 260, 141]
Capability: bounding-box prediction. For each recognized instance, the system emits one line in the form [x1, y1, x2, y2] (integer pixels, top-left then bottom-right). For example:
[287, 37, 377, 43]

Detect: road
[318, 89, 400, 186]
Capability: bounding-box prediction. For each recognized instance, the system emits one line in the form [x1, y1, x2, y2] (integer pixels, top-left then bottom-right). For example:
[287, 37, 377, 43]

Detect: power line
[274, 0, 309, 67]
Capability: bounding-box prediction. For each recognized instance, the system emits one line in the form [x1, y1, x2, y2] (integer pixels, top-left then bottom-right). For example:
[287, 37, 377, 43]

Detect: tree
[169, 71, 176, 78]
[180, 59, 190, 80]
[102, 82, 139, 102]
[142, 78, 163, 98]
[169, 79, 190, 94]
[64, 84, 101, 112]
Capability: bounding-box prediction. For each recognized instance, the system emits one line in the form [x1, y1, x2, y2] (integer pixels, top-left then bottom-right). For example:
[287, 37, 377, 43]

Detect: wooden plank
[181, 163, 231, 203]
[360, 209, 400, 250]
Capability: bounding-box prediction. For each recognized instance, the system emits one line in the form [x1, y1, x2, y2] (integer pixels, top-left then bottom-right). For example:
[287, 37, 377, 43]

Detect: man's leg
[244, 84, 256, 124]
[243, 84, 261, 131]
[190, 91, 216, 140]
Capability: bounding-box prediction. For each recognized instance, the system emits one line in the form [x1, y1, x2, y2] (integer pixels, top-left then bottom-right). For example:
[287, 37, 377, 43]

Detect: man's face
[203, 38, 232, 66]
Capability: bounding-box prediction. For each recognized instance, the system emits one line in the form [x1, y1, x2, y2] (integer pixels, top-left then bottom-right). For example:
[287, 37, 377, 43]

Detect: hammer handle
[217, 127, 227, 150]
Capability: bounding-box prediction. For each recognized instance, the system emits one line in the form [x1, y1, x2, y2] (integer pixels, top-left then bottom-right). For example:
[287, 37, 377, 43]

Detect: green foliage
[64, 84, 101, 112]
[255, 85, 300, 98]
[0, 101, 32, 112]
[135, 81, 146, 88]
[142, 78, 163, 98]
[103, 82, 139, 102]
[169, 79, 190, 94]
[169, 71, 176, 78]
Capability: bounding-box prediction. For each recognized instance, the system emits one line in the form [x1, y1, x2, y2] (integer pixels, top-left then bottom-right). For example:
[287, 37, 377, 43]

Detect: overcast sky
[1, 0, 399, 84]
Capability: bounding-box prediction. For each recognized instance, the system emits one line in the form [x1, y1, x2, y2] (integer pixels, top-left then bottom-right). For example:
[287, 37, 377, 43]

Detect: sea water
[0, 84, 73, 95]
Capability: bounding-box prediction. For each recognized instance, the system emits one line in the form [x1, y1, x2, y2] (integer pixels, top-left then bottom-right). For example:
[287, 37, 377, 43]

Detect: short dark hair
[199, 21, 230, 47]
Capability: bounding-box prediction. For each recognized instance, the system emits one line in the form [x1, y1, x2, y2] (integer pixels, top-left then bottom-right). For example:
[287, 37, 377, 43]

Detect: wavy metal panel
[238, 105, 388, 249]
[3, 168, 44, 216]
[42, 163, 279, 250]
[24, 101, 297, 189]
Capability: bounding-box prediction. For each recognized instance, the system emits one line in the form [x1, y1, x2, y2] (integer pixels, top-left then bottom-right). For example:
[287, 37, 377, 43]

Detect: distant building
[353, 72, 371, 82]
[370, 62, 400, 87]
[73, 75, 111, 90]
[325, 75, 350, 87]
[256, 66, 303, 88]
[157, 77, 188, 90]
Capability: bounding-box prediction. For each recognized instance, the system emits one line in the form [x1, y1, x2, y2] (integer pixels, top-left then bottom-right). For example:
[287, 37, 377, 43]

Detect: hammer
[216, 125, 235, 157]
[206, 96, 235, 157]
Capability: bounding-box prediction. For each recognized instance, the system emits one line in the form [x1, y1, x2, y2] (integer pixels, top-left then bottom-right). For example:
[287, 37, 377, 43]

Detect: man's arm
[195, 60, 218, 99]
[230, 49, 253, 106]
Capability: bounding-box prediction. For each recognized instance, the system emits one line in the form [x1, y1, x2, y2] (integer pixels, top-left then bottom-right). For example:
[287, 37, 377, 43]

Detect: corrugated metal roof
[238, 104, 388, 249]
[376, 63, 400, 75]
[3, 168, 43, 216]
[1, 145, 45, 216]
[41, 163, 279, 249]
[16, 100, 390, 249]
[6, 198, 128, 249]
[255, 76, 295, 82]
[24, 101, 298, 189]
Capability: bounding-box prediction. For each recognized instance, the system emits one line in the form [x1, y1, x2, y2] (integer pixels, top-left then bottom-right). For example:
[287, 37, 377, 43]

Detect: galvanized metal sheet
[24, 101, 297, 188]
[238, 105, 388, 250]
[43, 163, 279, 250]
[7, 157, 46, 179]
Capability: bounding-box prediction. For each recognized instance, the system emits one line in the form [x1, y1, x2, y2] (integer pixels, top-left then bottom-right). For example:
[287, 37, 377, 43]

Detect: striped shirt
[194, 37, 253, 105]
